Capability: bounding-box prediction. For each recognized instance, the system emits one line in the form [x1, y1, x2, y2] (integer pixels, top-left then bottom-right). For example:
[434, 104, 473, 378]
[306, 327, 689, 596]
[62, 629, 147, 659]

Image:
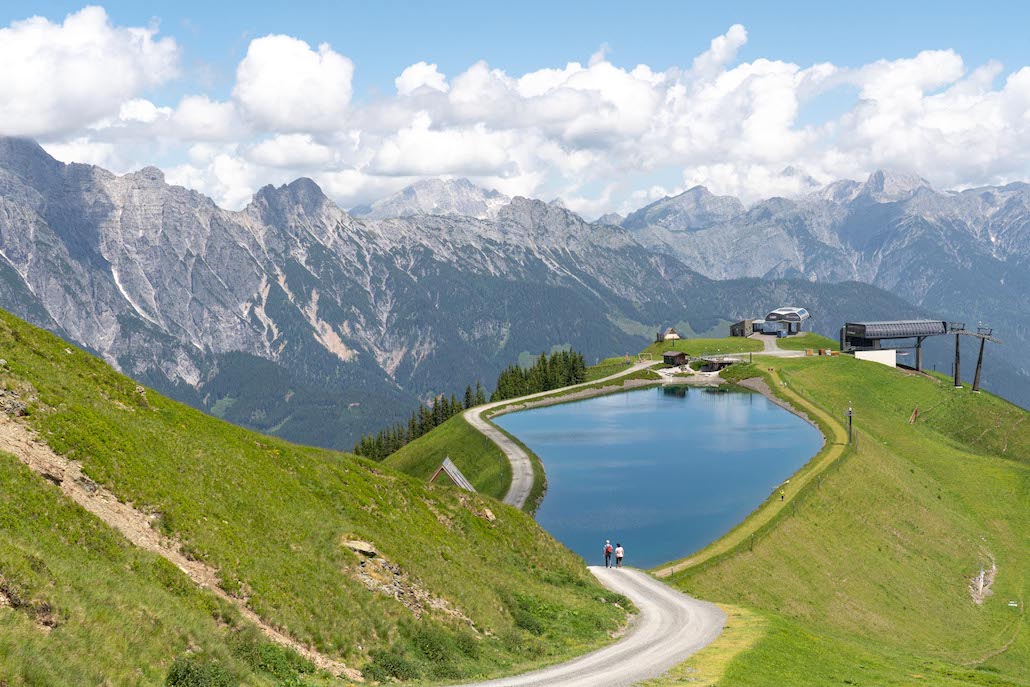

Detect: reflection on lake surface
[493, 385, 824, 568]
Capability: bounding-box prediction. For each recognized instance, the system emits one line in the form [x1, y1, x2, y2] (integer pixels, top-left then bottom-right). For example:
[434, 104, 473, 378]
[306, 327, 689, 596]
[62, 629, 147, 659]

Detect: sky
[2, 1, 1029, 217]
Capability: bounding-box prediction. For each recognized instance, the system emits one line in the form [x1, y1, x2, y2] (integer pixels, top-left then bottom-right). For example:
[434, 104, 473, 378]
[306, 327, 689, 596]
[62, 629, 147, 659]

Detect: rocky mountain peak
[500, 195, 570, 226]
[130, 166, 166, 186]
[0, 136, 63, 185]
[595, 212, 625, 226]
[354, 177, 510, 220]
[859, 169, 933, 203]
[622, 185, 745, 231]
[812, 179, 863, 204]
[252, 177, 331, 219]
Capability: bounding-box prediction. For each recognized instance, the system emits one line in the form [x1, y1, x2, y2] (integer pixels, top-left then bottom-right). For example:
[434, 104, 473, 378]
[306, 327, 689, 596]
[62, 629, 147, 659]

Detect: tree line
[353, 382, 487, 461]
[353, 349, 587, 461]
[490, 349, 587, 402]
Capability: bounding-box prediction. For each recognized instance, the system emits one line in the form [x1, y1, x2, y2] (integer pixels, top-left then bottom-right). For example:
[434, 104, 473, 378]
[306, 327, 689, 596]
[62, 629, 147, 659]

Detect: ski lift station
[841, 320, 999, 390]
[840, 320, 948, 371]
[731, 307, 811, 338]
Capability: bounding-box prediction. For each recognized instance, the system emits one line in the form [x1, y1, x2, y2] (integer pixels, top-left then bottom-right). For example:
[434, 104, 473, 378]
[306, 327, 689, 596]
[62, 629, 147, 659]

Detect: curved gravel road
[464, 360, 656, 509]
[458, 567, 725, 687]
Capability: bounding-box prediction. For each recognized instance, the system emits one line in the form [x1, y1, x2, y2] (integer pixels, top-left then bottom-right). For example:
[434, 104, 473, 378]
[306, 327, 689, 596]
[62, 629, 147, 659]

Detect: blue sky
[3, 2, 1029, 214]
[17, 0, 1028, 100]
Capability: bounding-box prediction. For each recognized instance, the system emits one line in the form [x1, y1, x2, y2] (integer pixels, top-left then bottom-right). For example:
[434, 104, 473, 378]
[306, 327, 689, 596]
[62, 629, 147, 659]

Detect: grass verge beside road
[638, 606, 768, 687]
[643, 337, 763, 358]
[775, 332, 840, 351]
[485, 368, 662, 419]
[585, 356, 634, 382]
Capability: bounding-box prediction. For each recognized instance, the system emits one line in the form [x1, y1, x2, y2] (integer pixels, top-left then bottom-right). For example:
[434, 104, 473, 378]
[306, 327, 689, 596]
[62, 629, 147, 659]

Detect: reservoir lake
[493, 385, 824, 568]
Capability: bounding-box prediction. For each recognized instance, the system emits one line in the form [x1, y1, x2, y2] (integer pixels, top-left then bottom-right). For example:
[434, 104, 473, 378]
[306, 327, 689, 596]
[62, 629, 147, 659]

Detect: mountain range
[611, 170, 1030, 402]
[0, 136, 1023, 449]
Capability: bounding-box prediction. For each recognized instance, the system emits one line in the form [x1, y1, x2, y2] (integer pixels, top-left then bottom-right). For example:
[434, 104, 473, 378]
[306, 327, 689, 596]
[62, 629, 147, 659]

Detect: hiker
[603, 540, 613, 568]
[780, 489, 785, 501]
[615, 543, 625, 568]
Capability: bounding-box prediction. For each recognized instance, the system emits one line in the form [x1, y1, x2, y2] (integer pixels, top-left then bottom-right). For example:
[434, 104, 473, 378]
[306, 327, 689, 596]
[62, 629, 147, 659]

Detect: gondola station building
[731, 307, 811, 338]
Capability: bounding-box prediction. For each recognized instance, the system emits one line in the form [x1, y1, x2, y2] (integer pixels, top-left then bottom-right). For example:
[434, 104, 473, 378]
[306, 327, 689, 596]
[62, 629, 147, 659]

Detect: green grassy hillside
[775, 332, 840, 351]
[665, 356, 1029, 686]
[384, 414, 511, 500]
[0, 452, 311, 687]
[585, 356, 633, 382]
[0, 310, 629, 684]
[642, 337, 762, 357]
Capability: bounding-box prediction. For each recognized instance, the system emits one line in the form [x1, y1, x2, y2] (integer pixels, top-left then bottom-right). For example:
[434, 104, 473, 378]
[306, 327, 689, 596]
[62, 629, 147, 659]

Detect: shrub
[164, 655, 235, 687]
[411, 626, 456, 663]
[453, 629, 480, 659]
[228, 628, 314, 679]
[511, 607, 544, 635]
[363, 647, 422, 682]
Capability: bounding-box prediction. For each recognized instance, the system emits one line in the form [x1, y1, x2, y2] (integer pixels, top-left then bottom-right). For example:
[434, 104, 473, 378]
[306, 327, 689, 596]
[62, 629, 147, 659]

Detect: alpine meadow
[1, 3, 1028, 686]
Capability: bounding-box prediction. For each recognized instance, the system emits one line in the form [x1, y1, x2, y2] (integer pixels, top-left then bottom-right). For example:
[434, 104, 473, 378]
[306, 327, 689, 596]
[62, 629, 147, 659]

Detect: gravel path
[750, 333, 807, 357]
[457, 567, 725, 687]
[464, 360, 656, 509]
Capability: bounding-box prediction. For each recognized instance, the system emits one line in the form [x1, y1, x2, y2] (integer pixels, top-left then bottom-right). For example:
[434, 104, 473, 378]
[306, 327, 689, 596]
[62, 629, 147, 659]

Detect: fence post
[750, 533, 754, 552]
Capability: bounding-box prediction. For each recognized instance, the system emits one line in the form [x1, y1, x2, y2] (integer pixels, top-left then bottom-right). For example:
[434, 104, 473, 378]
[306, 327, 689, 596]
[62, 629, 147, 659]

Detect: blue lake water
[493, 385, 824, 568]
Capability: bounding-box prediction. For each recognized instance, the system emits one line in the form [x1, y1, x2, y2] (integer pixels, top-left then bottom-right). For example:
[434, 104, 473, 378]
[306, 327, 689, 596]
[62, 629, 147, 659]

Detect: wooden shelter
[662, 350, 688, 366]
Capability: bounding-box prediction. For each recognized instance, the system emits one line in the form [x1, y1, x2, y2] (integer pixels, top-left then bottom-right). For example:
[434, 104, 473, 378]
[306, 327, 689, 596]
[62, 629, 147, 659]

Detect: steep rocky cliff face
[0, 137, 1022, 449]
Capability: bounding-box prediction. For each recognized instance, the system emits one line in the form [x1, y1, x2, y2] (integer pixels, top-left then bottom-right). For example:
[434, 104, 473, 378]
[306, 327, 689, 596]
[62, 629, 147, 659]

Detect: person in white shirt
[615, 543, 625, 568]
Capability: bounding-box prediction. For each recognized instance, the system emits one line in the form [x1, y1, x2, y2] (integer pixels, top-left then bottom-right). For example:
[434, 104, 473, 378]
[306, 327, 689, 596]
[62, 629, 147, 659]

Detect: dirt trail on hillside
[0, 417, 358, 680]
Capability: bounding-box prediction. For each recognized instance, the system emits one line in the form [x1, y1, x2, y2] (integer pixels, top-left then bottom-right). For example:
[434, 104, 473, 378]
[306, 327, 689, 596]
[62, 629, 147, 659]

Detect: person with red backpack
[603, 540, 614, 568]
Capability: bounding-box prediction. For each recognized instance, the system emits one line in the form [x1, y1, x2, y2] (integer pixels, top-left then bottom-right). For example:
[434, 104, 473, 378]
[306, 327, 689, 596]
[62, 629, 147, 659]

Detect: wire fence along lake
[494, 385, 824, 568]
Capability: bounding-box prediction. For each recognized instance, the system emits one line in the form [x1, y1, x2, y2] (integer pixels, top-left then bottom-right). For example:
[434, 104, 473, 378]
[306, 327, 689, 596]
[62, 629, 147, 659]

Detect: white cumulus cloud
[395, 61, 449, 95]
[233, 34, 354, 132]
[9, 13, 1030, 215]
[170, 96, 241, 141]
[248, 134, 334, 168]
[0, 6, 178, 136]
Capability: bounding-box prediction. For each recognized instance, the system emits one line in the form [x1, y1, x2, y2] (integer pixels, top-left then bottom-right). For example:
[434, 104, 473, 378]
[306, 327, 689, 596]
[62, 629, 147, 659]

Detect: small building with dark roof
[663, 350, 688, 366]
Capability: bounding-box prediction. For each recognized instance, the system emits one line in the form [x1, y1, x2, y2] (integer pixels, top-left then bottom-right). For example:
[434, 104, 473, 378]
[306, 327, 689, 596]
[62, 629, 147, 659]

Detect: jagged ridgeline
[1, 136, 987, 457]
[0, 308, 630, 685]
